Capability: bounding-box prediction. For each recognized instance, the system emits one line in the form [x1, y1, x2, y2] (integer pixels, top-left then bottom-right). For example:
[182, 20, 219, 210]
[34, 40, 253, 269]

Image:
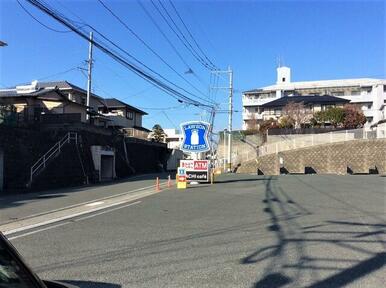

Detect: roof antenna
[276, 56, 281, 68]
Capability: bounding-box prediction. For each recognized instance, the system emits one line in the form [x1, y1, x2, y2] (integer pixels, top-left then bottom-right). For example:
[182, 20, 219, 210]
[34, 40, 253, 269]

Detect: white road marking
[7, 201, 142, 240]
[4, 197, 147, 235]
[85, 201, 104, 207]
[3, 181, 168, 225]
[75, 201, 141, 221]
[8, 222, 70, 240]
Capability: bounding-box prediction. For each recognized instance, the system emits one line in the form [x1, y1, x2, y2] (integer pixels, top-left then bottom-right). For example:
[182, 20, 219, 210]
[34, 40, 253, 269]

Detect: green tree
[0, 105, 16, 126]
[278, 116, 294, 128]
[149, 124, 166, 142]
[313, 107, 344, 127]
[324, 107, 344, 127]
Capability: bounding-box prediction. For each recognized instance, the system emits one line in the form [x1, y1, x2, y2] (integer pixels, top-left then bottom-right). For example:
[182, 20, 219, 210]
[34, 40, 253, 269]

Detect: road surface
[6, 174, 386, 288]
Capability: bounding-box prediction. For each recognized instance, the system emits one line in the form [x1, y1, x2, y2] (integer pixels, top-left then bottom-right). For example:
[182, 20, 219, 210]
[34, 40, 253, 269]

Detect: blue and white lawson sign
[180, 121, 210, 153]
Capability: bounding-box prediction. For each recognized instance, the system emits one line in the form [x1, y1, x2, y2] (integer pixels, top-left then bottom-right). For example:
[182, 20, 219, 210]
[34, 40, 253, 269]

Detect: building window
[332, 91, 344, 96]
[322, 104, 334, 110]
[81, 97, 86, 105]
[255, 107, 259, 112]
[127, 111, 134, 120]
[362, 87, 372, 94]
[351, 90, 360, 96]
[282, 77, 286, 82]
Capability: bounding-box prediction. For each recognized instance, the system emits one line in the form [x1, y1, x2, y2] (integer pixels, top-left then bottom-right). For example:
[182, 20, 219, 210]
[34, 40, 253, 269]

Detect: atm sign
[194, 161, 208, 171]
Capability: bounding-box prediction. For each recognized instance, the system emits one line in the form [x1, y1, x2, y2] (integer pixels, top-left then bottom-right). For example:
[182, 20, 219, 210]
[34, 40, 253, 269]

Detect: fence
[122, 127, 149, 140]
[258, 127, 384, 156]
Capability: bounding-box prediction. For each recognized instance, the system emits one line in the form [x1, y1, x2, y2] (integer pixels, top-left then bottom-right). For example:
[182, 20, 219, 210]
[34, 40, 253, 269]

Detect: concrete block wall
[237, 139, 386, 175]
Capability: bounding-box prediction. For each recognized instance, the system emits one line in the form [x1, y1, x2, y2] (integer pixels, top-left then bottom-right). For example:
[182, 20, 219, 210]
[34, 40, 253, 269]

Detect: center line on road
[85, 201, 105, 207]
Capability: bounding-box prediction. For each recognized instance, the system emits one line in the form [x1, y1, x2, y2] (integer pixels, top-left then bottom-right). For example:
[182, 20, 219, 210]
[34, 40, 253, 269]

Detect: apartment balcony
[242, 96, 278, 106]
[338, 94, 376, 104]
[242, 112, 263, 120]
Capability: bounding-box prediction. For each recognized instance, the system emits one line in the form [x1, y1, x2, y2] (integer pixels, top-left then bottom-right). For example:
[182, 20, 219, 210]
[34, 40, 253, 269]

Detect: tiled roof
[0, 81, 147, 115]
[100, 98, 147, 115]
[0, 88, 56, 98]
[261, 95, 350, 108]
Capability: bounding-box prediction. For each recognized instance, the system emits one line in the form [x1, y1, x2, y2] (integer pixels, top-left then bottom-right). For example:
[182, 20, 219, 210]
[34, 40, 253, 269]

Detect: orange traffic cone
[156, 177, 161, 192]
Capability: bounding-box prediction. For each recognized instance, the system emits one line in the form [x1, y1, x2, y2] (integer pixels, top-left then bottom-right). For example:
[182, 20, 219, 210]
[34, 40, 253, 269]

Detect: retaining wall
[237, 139, 386, 175]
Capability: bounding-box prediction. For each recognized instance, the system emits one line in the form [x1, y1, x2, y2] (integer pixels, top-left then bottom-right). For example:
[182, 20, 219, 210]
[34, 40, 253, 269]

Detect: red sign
[194, 161, 208, 171]
[178, 175, 186, 182]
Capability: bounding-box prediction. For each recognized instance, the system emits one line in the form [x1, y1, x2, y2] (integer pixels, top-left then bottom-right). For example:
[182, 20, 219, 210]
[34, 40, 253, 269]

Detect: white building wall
[242, 67, 386, 129]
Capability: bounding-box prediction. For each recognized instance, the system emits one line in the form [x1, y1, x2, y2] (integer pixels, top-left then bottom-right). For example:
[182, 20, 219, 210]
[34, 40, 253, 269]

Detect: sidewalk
[0, 173, 173, 227]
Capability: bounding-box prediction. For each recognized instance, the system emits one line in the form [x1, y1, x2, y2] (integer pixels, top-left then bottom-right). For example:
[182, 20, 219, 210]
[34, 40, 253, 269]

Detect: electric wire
[25, 0, 214, 109]
[168, 0, 218, 69]
[151, 0, 215, 70]
[97, 0, 211, 101]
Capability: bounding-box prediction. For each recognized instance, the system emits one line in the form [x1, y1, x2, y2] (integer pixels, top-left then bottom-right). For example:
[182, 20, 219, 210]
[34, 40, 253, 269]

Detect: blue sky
[0, 0, 385, 131]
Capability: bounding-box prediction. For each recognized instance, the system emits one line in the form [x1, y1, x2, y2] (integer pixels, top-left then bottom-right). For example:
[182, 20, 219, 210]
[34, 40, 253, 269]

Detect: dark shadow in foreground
[253, 273, 292, 288]
[306, 252, 386, 288]
[58, 280, 121, 288]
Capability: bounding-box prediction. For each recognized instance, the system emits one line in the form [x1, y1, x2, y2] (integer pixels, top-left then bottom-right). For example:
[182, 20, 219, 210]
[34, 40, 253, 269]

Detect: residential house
[242, 67, 386, 129]
[98, 98, 150, 138]
[0, 80, 109, 126]
[258, 95, 350, 122]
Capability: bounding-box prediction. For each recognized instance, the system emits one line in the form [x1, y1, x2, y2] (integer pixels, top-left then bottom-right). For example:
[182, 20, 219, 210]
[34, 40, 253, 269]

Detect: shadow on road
[58, 280, 121, 288]
[215, 175, 275, 184]
[242, 177, 386, 288]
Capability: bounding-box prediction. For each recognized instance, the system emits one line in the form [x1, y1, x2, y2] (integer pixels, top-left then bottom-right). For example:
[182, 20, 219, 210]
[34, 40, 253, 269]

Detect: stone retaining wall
[237, 139, 386, 175]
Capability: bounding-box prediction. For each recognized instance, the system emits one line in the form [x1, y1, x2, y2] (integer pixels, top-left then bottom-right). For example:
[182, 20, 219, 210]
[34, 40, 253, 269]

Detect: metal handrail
[29, 132, 77, 185]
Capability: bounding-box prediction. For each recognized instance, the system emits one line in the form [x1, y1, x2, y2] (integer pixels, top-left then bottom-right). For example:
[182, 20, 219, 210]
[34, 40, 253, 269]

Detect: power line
[25, 0, 214, 110]
[168, 0, 218, 69]
[97, 0, 211, 102]
[162, 110, 178, 129]
[151, 0, 215, 70]
[137, 104, 184, 110]
[36, 65, 82, 80]
[16, 0, 71, 33]
[90, 26, 216, 105]
[137, 0, 191, 70]
[41, 1, 214, 106]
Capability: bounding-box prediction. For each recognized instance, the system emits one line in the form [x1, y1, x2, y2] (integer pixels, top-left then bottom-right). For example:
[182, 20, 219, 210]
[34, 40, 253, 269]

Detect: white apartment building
[242, 67, 386, 129]
[164, 128, 184, 149]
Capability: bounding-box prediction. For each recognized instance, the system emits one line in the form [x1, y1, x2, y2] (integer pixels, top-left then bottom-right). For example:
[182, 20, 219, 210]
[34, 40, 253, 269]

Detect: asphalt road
[0, 173, 171, 225]
[9, 174, 386, 288]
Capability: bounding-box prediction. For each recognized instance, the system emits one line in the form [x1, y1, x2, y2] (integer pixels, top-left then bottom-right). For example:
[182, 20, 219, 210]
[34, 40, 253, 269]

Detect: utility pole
[227, 66, 233, 173]
[211, 67, 234, 172]
[223, 129, 227, 171]
[86, 32, 93, 121]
